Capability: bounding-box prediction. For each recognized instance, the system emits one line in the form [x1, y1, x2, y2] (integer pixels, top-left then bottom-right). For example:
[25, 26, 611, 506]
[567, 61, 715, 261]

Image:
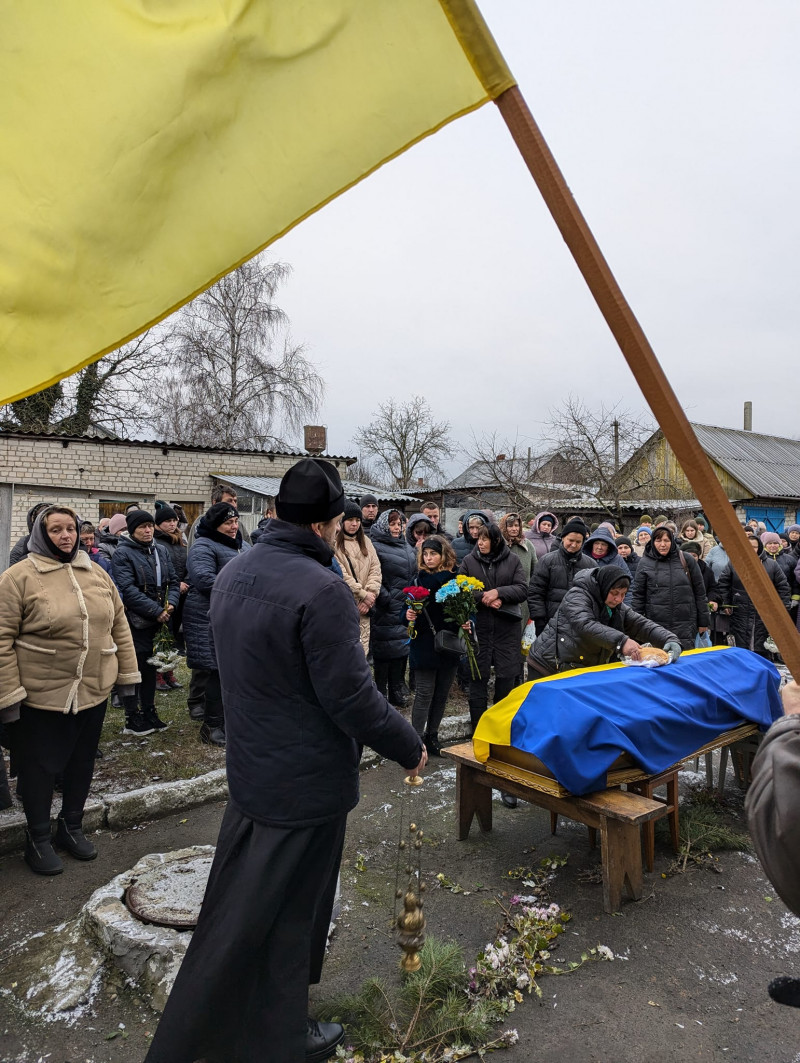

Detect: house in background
[615, 423, 800, 532]
[0, 430, 357, 566]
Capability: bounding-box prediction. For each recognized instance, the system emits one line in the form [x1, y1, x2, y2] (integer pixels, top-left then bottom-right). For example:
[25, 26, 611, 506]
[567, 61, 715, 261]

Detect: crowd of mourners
[0, 486, 796, 874]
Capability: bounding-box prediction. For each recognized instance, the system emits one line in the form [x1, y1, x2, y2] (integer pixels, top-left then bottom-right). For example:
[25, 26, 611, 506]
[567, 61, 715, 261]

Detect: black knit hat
[154, 505, 178, 525]
[360, 493, 378, 508]
[276, 458, 346, 524]
[205, 502, 239, 529]
[343, 500, 362, 521]
[681, 540, 702, 557]
[126, 509, 155, 534]
[561, 518, 589, 540]
[615, 535, 632, 549]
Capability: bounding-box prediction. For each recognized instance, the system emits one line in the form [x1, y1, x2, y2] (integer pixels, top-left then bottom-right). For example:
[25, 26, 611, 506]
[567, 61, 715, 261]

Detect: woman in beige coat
[334, 501, 382, 655]
[0, 506, 139, 875]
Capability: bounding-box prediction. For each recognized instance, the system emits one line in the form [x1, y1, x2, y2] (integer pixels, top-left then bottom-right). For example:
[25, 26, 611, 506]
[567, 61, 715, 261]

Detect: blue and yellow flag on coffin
[473, 647, 782, 795]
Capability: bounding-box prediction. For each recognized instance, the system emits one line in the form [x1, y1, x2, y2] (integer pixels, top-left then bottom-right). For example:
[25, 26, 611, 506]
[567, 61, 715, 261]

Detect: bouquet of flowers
[146, 586, 181, 674]
[403, 586, 430, 639]
[435, 574, 484, 679]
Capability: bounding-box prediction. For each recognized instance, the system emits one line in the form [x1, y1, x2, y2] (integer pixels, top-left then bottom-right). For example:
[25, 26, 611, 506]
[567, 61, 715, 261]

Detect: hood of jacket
[404, 512, 435, 547]
[583, 526, 620, 561]
[459, 510, 490, 547]
[643, 527, 680, 560]
[532, 511, 560, 535]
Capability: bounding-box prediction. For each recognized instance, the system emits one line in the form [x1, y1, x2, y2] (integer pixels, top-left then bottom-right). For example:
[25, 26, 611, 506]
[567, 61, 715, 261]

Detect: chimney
[743, 402, 752, 432]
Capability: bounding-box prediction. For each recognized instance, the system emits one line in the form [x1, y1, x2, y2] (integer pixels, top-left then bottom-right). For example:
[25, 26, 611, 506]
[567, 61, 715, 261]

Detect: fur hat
[276, 459, 346, 524]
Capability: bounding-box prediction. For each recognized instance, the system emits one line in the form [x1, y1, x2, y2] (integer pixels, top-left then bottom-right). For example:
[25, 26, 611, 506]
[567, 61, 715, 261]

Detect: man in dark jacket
[360, 492, 379, 530]
[145, 459, 425, 1063]
[718, 533, 791, 656]
[529, 567, 680, 677]
[420, 501, 453, 541]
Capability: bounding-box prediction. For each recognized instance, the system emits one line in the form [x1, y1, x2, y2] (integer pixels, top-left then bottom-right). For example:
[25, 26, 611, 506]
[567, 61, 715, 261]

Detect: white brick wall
[1, 435, 352, 544]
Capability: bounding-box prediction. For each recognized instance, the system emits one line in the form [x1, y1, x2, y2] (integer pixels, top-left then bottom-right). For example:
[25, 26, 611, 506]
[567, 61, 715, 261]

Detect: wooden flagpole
[494, 85, 800, 679]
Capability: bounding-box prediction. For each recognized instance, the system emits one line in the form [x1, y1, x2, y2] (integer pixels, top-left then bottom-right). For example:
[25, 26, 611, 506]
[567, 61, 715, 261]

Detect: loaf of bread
[638, 645, 669, 665]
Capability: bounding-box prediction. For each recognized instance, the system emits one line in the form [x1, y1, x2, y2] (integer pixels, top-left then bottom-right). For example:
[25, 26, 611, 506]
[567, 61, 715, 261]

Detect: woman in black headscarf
[529, 567, 681, 678]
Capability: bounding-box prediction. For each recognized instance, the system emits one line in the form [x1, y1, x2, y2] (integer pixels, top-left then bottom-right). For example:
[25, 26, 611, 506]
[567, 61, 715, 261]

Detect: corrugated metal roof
[691, 423, 800, 498]
[216, 474, 422, 505]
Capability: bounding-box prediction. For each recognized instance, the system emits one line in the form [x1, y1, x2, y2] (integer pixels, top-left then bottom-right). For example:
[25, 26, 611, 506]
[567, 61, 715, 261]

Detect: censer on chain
[394, 772, 427, 973]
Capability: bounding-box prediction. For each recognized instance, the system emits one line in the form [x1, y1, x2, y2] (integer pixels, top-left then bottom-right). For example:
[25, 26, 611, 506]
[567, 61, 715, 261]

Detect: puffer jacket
[369, 510, 417, 660]
[527, 545, 597, 632]
[210, 519, 422, 828]
[630, 534, 710, 650]
[525, 511, 561, 560]
[154, 527, 188, 582]
[718, 545, 791, 653]
[452, 510, 490, 564]
[111, 535, 180, 651]
[335, 533, 382, 603]
[582, 527, 630, 572]
[530, 568, 678, 674]
[183, 523, 251, 671]
[0, 550, 140, 713]
[459, 540, 527, 678]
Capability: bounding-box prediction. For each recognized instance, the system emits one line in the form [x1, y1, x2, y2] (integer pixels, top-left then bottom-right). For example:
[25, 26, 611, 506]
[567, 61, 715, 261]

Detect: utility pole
[613, 418, 620, 474]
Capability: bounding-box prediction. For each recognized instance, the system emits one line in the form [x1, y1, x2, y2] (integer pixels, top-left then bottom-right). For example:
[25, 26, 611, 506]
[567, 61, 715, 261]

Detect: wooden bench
[442, 741, 667, 914]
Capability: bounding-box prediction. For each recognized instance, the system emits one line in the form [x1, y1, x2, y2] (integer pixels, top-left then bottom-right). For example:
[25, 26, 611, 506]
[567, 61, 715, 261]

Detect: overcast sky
[270, 1, 800, 475]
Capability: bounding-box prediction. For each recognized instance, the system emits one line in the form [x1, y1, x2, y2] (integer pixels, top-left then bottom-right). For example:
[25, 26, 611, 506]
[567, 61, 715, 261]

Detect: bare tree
[149, 258, 323, 449]
[459, 431, 551, 512]
[545, 395, 685, 527]
[343, 454, 389, 490]
[352, 396, 454, 487]
[1, 331, 163, 436]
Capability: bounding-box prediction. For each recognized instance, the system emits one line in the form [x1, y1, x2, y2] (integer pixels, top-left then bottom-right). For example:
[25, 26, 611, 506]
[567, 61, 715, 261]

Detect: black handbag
[423, 610, 463, 659]
[494, 602, 522, 621]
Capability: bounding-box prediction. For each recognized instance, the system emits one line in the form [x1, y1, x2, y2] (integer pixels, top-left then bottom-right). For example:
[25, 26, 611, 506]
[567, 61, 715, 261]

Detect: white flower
[502, 1029, 520, 1045]
[516, 972, 530, 989]
[597, 945, 614, 961]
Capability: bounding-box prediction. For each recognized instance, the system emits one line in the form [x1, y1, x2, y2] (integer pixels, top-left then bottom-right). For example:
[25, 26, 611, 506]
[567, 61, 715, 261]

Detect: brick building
[0, 430, 355, 566]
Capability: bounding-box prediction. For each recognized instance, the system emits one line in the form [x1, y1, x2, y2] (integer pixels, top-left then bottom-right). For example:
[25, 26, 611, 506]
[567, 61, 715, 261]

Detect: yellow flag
[0, 1, 514, 403]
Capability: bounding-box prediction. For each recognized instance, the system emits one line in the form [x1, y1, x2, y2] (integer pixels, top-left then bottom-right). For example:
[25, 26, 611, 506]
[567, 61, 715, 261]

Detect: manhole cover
[125, 851, 213, 929]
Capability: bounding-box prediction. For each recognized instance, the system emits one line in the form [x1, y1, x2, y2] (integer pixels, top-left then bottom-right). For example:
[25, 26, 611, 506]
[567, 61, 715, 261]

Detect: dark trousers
[468, 673, 517, 732]
[204, 669, 224, 727]
[411, 663, 458, 738]
[188, 667, 210, 714]
[17, 701, 106, 827]
[122, 650, 157, 718]
[145, 803, 347, 1063]
[373, 656, 408, 701]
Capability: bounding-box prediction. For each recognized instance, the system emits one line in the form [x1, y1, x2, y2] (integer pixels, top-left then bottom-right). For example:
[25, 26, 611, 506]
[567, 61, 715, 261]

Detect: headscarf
[27, 506, 81, 564]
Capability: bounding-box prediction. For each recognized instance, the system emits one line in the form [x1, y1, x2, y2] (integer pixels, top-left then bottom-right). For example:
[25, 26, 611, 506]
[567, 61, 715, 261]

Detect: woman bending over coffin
[528, 567, 681, 678]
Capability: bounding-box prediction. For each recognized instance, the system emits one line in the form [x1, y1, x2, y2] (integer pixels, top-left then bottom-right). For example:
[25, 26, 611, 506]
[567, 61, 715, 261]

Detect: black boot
[54, 815, 97, 860]
[424, 732, 441, 757]
[306, 1018, 344, 1062]
[24, 823, 63, 876]
[500, 792, 518, 809]
[199, 720, 226, 747]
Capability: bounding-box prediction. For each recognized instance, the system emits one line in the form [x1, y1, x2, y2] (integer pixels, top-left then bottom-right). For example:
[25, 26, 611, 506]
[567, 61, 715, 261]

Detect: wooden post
[494, 85, 800, 679]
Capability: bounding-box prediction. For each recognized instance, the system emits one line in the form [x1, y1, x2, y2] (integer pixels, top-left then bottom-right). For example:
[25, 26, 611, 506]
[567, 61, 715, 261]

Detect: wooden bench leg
[666, 774, 680, 854]
[600, 818, 643, 913]
[456, 763, 493, 840]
